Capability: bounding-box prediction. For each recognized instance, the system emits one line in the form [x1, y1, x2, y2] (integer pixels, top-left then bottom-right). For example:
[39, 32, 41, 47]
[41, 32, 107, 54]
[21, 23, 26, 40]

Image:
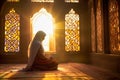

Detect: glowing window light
[65, 9, 80, 51]
[7, 0, 19, 2]
[31, 0, 54, 2]
[4, 8, 20, 52]
[31, 8, 55, 52]
[96, 0, 103, 52]
[65, 0, 79, 3]
[109, 0, 120, 53]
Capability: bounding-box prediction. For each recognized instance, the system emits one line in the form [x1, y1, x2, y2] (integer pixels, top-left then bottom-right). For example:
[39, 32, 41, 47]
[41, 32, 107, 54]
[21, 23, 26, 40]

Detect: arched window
[108, 0, 120, 53]
[31, 8, 55, 52]
[4, 8, 20, 52]
[65, 9, 80, 52]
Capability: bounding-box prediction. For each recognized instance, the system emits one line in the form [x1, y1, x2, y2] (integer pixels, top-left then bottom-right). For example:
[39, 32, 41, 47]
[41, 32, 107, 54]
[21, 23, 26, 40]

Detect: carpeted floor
[0, 63, 120, 80]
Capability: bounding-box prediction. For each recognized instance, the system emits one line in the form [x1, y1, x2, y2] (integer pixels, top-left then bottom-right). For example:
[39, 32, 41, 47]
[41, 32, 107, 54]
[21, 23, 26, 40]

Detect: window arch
[4, 8, 20, 52]
[108, 0, 120, 53]
[65, 9, 80, 52]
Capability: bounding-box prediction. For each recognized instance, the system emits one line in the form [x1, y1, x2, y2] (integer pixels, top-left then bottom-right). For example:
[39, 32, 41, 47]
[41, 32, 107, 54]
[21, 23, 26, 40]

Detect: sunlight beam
[31, 8, 54, 52]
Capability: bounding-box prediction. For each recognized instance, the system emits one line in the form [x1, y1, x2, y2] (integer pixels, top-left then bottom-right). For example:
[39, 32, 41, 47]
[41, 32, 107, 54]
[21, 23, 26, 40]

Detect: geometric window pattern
[108, 0, 120, 53]
[65, 0, 79, 3]
[96, 0, 103, 52]
[4, 8, 20, 52]
[65, 9, 80, 51]
[31, 0, 54, 2]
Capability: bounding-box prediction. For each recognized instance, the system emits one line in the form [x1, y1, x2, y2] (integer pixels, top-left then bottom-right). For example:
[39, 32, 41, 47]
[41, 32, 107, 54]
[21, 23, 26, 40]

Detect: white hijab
[26, 31, 46, 68]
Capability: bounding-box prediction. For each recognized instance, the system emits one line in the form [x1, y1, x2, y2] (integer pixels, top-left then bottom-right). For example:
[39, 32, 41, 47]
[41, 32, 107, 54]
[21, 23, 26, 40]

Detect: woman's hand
[22, 66, 33, 71]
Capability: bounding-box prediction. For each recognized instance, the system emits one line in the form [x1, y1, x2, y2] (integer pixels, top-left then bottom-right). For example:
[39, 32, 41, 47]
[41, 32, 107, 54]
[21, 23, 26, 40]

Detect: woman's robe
[26, 40, 58, 71]
[31, 43, 58, 70]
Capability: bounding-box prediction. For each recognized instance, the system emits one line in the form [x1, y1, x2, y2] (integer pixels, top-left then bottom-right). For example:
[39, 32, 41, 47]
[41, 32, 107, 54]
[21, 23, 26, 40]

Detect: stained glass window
[31, 0, 54, 2]
[4, 8, 20, 52]
[7, 0, 19, 2]
[65, 9, 80, 51]
[96, 0, 103, 52]
[65, 0, 79, 3]
[108, 0, 120, 53]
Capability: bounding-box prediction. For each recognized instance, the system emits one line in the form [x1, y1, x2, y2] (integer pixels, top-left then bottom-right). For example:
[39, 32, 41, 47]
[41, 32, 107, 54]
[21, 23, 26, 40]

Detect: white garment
[25, 31, 46, 69]
[26, 38, 42, 68]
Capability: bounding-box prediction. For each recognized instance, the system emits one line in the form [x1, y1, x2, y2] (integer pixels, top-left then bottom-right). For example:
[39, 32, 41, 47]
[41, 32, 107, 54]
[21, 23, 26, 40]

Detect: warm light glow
[32, 8, 53, 35]
[65, 0, 79, 3]
[4, 8, 20, 52]
[31, 8, 55, 52]
[31, 0, 54, 2]
[7, 0, 19, 2]
[65, 9, 80, 51]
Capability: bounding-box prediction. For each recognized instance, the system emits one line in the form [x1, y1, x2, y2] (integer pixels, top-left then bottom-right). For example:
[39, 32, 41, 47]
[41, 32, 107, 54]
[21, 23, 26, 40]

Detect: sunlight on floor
[0, 64, 94, 80]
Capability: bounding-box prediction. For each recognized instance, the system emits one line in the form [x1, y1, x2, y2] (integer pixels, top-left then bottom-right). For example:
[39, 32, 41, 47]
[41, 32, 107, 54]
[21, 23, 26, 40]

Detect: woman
[24, 31, 58, 71]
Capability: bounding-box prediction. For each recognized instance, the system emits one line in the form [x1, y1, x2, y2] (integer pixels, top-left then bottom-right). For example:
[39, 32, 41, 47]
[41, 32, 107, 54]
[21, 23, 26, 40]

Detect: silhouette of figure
[24, 31, 58, 71]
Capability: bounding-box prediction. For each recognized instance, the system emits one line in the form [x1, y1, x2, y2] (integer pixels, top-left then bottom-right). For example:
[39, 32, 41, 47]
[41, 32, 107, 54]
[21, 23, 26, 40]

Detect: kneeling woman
[24, 31, 58, 71]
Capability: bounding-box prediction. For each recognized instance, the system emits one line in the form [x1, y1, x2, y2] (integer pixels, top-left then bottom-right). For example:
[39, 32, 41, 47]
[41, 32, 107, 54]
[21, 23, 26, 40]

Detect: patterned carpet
[0, 63, 120, 80]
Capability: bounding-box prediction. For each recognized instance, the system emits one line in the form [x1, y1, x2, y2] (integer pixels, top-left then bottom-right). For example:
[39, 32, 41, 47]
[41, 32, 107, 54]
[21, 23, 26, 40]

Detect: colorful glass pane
[65, 9, 80, 51]
[108, 0, 120, 53]
[65, 0, 79, 3]
[96, 0, 103, 52]
[31, 0, 54, 2]
[4, 8, 20, 52]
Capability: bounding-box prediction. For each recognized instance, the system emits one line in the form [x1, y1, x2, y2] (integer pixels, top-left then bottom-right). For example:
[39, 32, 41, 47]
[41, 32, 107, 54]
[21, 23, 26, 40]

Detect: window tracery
[108, 0, 120, 53]
[65, 9, 80, 51]
[4, 8, 20, 52]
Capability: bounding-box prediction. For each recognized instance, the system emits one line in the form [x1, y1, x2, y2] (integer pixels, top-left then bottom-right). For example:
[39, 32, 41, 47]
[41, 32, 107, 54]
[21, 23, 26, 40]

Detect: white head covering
[26, 31, 46, 68]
